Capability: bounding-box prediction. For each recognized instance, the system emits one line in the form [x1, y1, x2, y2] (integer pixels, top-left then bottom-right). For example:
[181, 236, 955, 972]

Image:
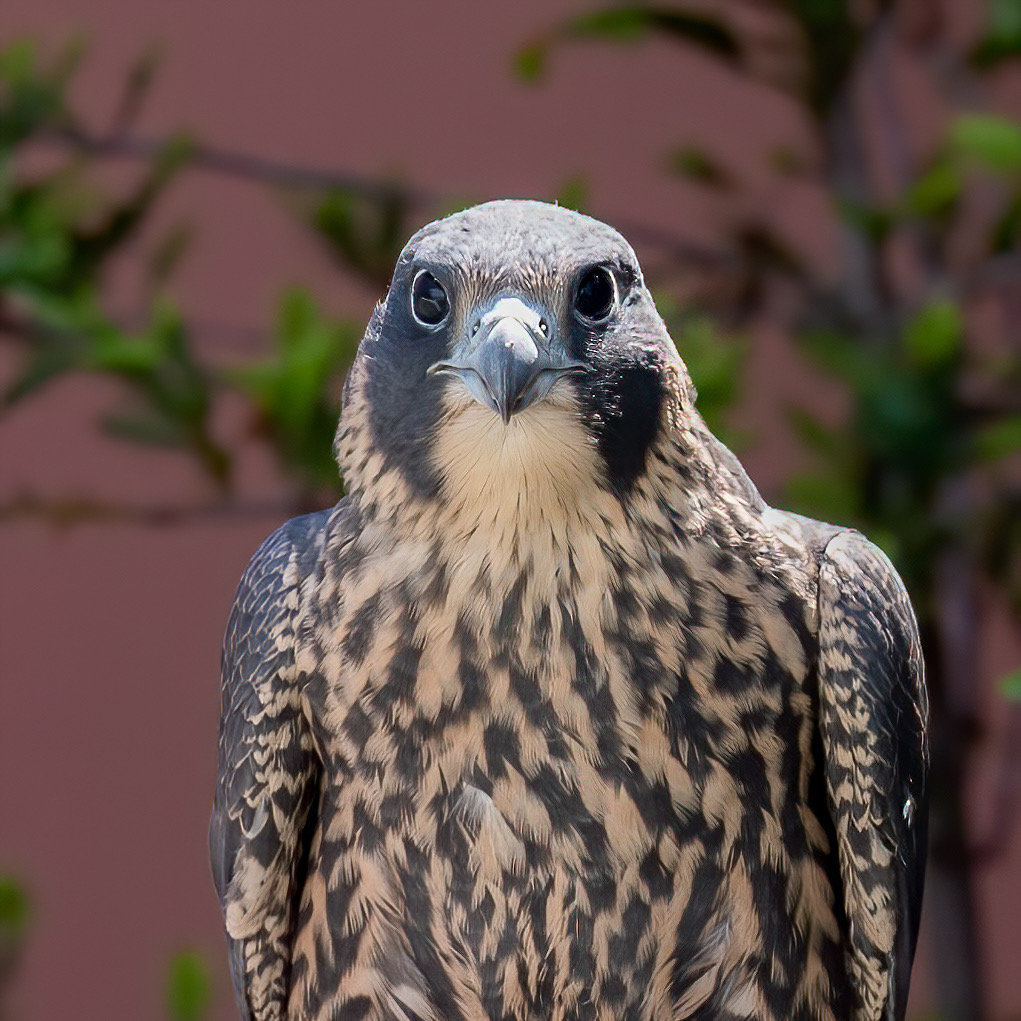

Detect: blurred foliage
[555, 175, 589, 213]
[524, 6, 1021, 1017]
[166, 950, 213, 1021]
[0, 37, 754, 515]
[1002, 668, 1021, 701]
[0, 877, 27, 1021]
[0, 873, 215, 1016]
[517, 0, 860, 115]
[0, 38, 360, 507]
[517, 7, 739, 83]
[788, 307, 966, 601]
[2, 8, 1021, 1019]
[0, 39, 74, 147]
[0, 875, 28, 980]
[667, 146, 730, 186]
[226, 289, 359, 494]
[304, 187, 412, 292]
[785, 107, 1021, 624]
[972, 0, 1021, 66]
[656, 298, 746, 449]
[0, 885, 216, 1021]
[0, 879, 28, 936]
[523, 0, 1021, 663]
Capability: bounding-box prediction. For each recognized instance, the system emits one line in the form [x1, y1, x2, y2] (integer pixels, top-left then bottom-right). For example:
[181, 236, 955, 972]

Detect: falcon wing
[817, 530, 929, 1021]
[209, 510, 328, 1021]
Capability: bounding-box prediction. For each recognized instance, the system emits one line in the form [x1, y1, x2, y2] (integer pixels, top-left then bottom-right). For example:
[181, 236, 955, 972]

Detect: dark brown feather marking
[211, 201, 927, 1021]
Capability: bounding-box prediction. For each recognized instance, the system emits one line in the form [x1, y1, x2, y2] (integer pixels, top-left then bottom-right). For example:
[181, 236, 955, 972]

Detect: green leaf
[972, 0, 1021, 66]
[1000, 668, 1021, 701]
[858, 372, 955, 477]
[0, 876, 29, 934]
[68, 132, 195, 275]
[569, 7, 739, 56]
[87, 331, 162, 374]
[0, 228, 71, 286]
[663, 308, 744, 444]
[307, 186, 409, 290]
[787, 406, 846, 462]
[950, 115, 1021, 175]
[514, 43, 547, 81]
[769, 146, 804, 174]
[111, 43, 163, 131]
[555, 176, 588, 212]
[166, 950, 212, 1021]
[785, 0, 861, 115]
[797, 330, 873, 389]
[907, 160, 960, 216]
[667, 146, 729, 186]
[635, 9, 740, 56]
[225, 288, 356, 495]
[0, 38, 78, 147]
[148, 222, 193, 286]
[992, 190, 1021, 252]
[905, 299, 962, 367]
[0, 39, 37, 81]
[865, 527, 903, 566]
[976, 416, 1021, 462]
[570, 8, 650, 41]
[516, 6, 740, 83]
[784, 471, 860, 528]
[836, 197, 894, 244]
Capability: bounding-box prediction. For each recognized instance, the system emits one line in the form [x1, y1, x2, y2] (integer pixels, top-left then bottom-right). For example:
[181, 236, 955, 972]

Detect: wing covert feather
[210, 510, 329, 1021]
[817, 530, 929, 1021]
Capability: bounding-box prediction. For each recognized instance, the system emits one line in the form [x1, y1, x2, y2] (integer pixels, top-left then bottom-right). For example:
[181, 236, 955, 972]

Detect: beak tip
[433, 311, 586, 423]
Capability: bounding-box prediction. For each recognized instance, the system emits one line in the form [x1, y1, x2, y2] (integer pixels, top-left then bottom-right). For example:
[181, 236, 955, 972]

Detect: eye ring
[411, 269, 450, 327]
[574, 266, 616, 322]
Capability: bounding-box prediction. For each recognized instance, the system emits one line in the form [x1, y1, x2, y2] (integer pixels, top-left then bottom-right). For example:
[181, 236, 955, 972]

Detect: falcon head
[339, 200, 694, 520]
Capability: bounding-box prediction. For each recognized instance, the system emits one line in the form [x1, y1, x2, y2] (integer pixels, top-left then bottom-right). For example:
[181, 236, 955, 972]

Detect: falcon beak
[427, 297, 588, 423]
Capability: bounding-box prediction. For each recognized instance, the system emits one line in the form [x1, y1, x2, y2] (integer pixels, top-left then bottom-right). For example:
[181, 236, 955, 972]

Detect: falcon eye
[575, 266, 615, 322]
[411, 270, 450, 327]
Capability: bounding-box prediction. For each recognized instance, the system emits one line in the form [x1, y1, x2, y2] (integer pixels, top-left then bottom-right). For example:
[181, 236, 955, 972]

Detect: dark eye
[575, 266, 615, 321]
[411, 270, 450, 326]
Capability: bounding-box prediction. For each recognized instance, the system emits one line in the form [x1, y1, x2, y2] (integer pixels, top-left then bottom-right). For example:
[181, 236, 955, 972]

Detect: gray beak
[427, 298, 588, 423]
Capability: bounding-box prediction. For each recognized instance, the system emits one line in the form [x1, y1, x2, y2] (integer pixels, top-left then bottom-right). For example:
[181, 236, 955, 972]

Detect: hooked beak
[427, 298, 588, 423]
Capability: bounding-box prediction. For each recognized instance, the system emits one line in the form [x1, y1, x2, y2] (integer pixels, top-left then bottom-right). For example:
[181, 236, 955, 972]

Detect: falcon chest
[292, 483, 843, 1020]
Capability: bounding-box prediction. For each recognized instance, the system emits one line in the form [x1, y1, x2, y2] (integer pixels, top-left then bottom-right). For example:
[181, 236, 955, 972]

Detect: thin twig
[0, 492, 301, 527]
[48, 125, 432, 203]
[0, 305, 274, 356]
[39, 126, 736, 268]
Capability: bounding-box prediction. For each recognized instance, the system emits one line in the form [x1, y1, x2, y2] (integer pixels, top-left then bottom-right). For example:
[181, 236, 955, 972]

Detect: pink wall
[1, 2, 1019, 1019]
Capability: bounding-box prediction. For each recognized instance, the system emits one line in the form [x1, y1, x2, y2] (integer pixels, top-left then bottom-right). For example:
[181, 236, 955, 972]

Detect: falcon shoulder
[209, 509, 330, 1021]
[816, 529, 929, 1021]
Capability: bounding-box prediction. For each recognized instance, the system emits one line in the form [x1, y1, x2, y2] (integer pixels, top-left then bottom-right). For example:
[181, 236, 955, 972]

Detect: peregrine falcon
[210, 200, 928, 1021]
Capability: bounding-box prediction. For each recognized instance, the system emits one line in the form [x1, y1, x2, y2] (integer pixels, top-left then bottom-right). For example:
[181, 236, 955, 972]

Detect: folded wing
[817, 530, 929, 1021]
[210, 512, 328, 1021]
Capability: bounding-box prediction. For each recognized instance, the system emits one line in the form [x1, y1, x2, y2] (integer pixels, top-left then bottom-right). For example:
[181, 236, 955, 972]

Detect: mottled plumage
[210, 200, 928, 1021]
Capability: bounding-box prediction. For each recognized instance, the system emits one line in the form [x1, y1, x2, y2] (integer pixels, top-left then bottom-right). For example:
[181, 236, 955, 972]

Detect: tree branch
[0, 492, 297, 527]
[39, 126, 736, 269]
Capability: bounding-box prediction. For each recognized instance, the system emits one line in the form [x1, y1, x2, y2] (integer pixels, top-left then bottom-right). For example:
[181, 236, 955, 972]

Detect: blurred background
[1, 0, 1019, 1018]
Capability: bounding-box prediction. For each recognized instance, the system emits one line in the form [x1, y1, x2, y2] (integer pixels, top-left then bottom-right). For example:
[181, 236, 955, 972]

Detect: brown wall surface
[1, 2, 1019, 1020]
